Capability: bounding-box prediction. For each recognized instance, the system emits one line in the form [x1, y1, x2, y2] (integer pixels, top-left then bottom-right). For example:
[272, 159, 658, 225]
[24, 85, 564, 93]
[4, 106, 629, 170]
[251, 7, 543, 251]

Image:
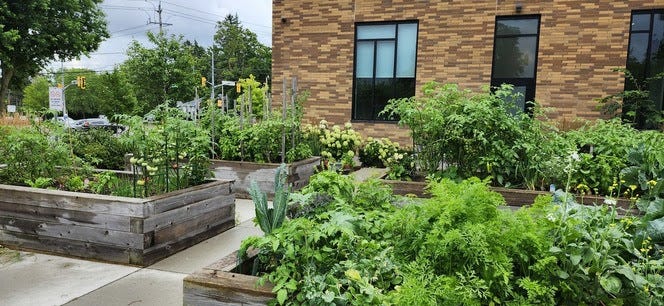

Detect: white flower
[604, 198, 617, 205]
[570, 152, 580, 162]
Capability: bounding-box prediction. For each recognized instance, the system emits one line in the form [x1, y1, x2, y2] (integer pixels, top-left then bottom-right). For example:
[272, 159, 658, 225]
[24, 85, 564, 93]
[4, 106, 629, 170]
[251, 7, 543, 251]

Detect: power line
[159, 0, 271, 29]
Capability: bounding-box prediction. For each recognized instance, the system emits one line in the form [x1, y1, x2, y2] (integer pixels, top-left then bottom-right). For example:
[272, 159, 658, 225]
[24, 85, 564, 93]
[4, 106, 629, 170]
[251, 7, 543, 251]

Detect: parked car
[54, 116, 78, 128]
[73, 116, 127, 135]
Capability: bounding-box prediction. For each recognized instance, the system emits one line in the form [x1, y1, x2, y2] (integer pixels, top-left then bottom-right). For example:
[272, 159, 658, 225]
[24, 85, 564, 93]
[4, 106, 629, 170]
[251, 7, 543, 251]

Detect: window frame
[490, 14, 541, 114]
[625, 9, 664, 105]
[352, 20, 419, 122]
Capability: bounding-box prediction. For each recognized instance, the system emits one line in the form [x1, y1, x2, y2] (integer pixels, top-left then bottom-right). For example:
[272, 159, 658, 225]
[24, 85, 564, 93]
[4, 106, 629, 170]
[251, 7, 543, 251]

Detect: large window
[625, 10, 664, 129]
[491, 15, 540, 113]
[353, 21, 418, 121]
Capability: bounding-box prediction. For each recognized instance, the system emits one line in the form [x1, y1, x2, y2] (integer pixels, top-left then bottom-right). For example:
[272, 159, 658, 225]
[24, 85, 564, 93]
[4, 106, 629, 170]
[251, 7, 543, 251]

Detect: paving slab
[0, 252, 138, 306]
[64, 269, 185, 306]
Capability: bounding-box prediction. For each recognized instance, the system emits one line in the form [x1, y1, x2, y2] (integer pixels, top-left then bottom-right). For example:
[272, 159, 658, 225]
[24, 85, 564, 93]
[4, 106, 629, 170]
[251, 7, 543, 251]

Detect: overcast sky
[47, 0, 272, 72]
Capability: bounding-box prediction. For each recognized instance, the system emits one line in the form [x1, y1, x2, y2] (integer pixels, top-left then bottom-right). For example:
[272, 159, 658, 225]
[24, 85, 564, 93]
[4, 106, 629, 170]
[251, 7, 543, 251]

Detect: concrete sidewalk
[0, 199, 261, 306]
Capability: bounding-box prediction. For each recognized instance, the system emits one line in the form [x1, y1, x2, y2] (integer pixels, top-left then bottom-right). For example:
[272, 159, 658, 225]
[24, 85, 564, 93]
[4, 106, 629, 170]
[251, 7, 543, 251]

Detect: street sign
[6, 105, 16, 113]
[48, 87, 63, 111]
[221, 81, 235, 86]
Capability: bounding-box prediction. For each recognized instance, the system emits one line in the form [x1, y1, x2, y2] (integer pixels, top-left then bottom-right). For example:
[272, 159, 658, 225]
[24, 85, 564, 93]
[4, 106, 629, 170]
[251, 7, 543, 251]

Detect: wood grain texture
[0, 180, 236, 266]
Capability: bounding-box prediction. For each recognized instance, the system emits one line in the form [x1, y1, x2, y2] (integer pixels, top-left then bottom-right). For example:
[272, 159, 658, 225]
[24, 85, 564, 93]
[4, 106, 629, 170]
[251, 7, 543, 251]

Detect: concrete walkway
[0, 199, 260, 306]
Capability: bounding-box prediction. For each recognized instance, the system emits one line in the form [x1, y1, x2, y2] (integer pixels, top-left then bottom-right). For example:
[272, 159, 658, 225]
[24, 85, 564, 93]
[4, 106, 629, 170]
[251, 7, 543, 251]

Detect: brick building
[272, 0, 664, 144]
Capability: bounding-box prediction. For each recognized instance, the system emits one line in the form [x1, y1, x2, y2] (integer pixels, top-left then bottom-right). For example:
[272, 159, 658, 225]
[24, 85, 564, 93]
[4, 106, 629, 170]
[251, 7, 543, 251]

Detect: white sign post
[48, 87, 63, 112]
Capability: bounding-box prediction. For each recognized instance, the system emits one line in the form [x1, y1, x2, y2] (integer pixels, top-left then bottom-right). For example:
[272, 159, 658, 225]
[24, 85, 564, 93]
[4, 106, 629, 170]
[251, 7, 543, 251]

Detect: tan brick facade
[272, 0, 664, 146]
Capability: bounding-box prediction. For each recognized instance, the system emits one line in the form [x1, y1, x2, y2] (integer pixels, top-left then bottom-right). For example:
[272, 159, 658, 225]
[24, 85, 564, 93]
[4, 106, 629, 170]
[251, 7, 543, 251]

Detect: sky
[47, 0, 272, 73]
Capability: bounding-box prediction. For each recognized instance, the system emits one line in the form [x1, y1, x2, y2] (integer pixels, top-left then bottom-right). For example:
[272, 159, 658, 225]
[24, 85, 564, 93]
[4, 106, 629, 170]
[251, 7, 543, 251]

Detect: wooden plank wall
[183, 250, 275, 305]
[0, 180, 235, 266]
[210, 157, 320, 199]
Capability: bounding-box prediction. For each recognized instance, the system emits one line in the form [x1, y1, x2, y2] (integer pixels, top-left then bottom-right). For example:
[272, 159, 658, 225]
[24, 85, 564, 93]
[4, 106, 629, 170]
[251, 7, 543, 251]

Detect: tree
[122, 32, 201, 114]
[0, 0, 109, 113]
[213, 14, 271, 90]
[22, 76, 51, 112]
[22, 69, 138, 119]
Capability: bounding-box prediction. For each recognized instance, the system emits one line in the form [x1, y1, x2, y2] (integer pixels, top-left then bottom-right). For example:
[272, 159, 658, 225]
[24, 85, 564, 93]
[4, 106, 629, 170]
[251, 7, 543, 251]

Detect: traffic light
[201, 77, 207, 87]
[217, 99, 223, 108]
[236, 82, 241, 93]
[76, 76, 86, 89]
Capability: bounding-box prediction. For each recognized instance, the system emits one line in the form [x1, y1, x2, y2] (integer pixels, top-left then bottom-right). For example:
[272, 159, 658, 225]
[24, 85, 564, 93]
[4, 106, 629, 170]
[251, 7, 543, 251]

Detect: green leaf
[600, 275, 622, 295]
[570, 254, 582, 265]
[322, 290, 335, 303]
[556, 270, 570, 279]
[276, 288, 288, 305]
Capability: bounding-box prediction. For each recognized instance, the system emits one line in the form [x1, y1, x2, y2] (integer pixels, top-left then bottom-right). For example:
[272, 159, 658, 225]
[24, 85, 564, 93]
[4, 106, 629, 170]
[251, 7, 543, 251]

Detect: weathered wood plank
[141, 218, 235, 266]
[143, 194, 234, 232]
[147, 180, 233, 214]
[152, 207, 234, 245]
[0, 216, 144, 249]
[0, 184, 147, 217]
[0, 230, 138, 264]
[0, 201, 131, 232]
[211, 157, 320, 199]
[183, 278, 274, 306]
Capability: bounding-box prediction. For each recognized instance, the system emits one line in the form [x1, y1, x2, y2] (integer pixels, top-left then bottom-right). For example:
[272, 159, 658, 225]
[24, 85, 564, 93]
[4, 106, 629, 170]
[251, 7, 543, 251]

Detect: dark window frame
[490, 14, 541, 114]
[352, 20, 419, 122]
[625, 9, 664, 107]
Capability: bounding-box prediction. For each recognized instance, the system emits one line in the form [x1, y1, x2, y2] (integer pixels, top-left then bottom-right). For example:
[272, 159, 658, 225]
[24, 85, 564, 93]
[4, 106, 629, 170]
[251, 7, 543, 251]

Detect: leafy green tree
[22, 76, 51, 111]
[0, 0, 108, 113]
[22, 69, 137, 119]
[122, 32, 201, 114]
[213, 14, 271, 90]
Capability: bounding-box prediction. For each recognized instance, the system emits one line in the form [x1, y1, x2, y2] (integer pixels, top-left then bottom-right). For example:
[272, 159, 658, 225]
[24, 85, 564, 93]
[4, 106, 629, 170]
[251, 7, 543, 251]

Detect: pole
[281, 78, 287, 163]
[210, 51, 216, 158]
[210, 52, 215, 100]
[61, 61, 67, 117]
[291, 77, 297, 152]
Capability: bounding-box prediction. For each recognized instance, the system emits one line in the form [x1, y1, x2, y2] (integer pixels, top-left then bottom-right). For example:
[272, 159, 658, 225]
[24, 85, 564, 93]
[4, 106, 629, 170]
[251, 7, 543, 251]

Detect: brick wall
[272, 0, 664, 146]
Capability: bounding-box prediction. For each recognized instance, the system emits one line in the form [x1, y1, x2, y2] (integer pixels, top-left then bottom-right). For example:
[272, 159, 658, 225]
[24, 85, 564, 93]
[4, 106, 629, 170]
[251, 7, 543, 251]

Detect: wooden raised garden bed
[183, 249, 275, 305]
[211, 156, 321, 198]
[381, 179, 632, 209]
[0, 179, 235, 266]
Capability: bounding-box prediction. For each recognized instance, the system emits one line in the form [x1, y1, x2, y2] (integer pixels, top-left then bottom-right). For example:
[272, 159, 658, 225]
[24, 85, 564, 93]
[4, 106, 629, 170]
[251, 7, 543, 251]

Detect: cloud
[49, 0, 271, 72]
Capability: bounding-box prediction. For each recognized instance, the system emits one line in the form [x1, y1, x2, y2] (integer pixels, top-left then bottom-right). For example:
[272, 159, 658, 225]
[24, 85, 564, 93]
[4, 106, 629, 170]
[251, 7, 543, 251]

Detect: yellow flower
[629, 185, 637, 191]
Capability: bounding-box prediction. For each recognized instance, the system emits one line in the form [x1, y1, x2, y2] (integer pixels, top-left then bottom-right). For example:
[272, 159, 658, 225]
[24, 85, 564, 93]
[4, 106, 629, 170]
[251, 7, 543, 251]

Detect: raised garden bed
[381, 179, 632, 209]
[0, 179, 235, 266]
[211, 156, 321, 198]
[183, 249, 275, 305]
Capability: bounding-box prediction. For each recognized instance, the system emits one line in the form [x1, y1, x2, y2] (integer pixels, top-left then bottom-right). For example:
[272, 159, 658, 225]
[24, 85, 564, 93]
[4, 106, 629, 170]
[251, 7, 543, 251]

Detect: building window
[353, 21, 418, 121]
[625, 10, 664, 129]
[491, 15, 540, 113]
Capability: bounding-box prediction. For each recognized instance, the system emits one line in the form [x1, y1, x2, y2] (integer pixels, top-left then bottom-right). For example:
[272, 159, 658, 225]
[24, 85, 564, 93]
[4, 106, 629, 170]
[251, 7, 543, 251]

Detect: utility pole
[210, 52, 215, 100]
[147, 0, 172, 33]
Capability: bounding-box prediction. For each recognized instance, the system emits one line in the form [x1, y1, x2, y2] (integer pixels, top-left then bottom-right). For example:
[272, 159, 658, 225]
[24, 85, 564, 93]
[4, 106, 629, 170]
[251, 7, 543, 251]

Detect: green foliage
[117, 105, 211, 197]
[251, 164, 289, 235]
[382, 82, 550, 187]
[359, 137, 401, 168]
[0, 123, 81, 185]
[213, 14, 271, 100]
[0, 0, 109, 112]
[311, 120, 362, 167]
[563, 119, 642, 195]
[66, 128, 131, 170]
[122, 32, 200, 115]
[21, 76, 50, 111]
[597, 68, 664, 130]
[301, 170, 354, 203]
[205, 86, 311, 163]
[240, 176, 664, 305]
